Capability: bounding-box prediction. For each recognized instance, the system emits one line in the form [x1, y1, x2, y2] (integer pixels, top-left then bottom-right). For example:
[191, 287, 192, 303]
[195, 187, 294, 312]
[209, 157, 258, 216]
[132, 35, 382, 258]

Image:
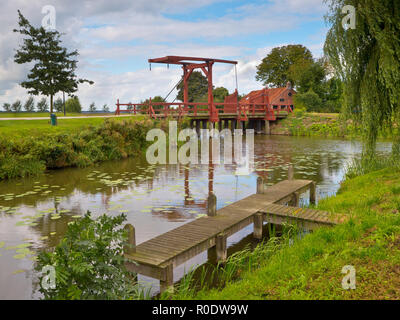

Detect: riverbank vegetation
[0, 117, 165, 180]
[163, 161, 400, 300]
[271, 111, 397, 140]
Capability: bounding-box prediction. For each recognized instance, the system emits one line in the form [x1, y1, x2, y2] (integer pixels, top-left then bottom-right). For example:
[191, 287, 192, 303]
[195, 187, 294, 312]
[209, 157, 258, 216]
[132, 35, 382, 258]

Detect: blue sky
[0, 0, 329, 110]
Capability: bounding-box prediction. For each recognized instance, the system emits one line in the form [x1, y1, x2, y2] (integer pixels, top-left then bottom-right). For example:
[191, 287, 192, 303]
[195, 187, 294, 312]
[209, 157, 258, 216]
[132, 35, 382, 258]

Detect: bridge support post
[224, 119, 230, 130]
[256, 119, 262, 134]
[207, 192, 217, 216]
[310, 182, 316, 205]
[160, 263, 174, 294]
[264, 120, 270, 135]
[196, 120, 201, 137]
[216, 233, 227, 263]
[253, 212, 264, 239]
[231, 119, 237, 131]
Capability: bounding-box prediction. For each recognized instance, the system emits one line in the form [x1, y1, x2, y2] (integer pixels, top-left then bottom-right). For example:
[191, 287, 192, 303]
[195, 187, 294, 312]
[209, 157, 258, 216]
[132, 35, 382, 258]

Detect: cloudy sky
[0, 0, 329, 111]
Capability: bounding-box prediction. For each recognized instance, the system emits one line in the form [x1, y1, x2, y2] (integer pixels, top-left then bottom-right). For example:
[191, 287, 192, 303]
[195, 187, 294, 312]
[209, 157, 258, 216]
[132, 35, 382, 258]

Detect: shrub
[36, 212, 138, 300]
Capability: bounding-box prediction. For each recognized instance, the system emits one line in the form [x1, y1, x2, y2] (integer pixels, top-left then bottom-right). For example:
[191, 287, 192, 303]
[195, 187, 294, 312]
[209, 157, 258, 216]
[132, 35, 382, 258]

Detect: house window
[280, 98, 284, 102]
[288, 92, 292, 96]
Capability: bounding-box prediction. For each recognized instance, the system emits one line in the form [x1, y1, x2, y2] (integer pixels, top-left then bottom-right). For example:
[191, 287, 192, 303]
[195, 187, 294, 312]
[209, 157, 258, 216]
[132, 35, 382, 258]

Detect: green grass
[0, 112, 111, 118]
[0, 115, 144, 137]
[167, 166, 400, 300]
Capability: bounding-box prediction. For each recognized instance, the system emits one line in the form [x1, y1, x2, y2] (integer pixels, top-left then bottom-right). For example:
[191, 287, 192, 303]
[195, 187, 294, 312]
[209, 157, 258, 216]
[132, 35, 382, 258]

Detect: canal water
[0, 135, 392, 299]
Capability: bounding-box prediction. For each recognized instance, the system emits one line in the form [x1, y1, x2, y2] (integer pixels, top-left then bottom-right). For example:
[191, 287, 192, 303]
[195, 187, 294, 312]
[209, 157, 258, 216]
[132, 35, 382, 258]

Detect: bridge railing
[115, 100, 292, 119]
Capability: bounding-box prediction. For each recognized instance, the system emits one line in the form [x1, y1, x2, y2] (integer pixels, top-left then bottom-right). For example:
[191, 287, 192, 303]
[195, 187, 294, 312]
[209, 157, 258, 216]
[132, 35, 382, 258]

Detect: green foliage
[102, 104, 109, 112]
[176, 71, 208, 102]
[89, 102, 96, 112]
[0, 118, 159, 179]
[65, 97, 82, 113]
[2, 103, 12, 112]
[13, 11, 93, 113]
[256, 44, 313, 87]
[293, 89, 322, 112]
[54, 98, 64, 112]
[11, 100, 22, 112]
[37, 98, 49, 112]
[176, 167, 400, 300]
[213, 87, 229, 103]
[36, 212, 138, 299]
[23, 96, 35, 112]
[324, 0, 400, 158]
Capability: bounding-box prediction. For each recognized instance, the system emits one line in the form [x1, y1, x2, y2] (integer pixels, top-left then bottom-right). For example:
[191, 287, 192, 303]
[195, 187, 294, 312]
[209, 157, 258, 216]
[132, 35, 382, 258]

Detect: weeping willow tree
[324, 0, 400, 159]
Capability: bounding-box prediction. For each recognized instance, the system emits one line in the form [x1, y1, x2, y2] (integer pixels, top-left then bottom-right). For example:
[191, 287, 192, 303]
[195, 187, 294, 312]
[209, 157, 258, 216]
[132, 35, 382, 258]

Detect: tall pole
[183, 65, 189, 113]
[63, 91, 66, 116]
[208, 61, 218, 123]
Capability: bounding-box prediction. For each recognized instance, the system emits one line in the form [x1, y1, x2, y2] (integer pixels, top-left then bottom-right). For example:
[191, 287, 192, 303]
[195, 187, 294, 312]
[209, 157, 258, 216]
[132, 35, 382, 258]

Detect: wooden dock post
[124, 224, 136, 254]
[216, 233, 227, 262]
[160, 263, 174, 294]
[257, 176, 265, 194]
[290, 191, 300, 207]
[253, 212, 264, 239]
[288, 164, 294, 180]
[208, 192, 217, 216]
[310, 182, 316, 205]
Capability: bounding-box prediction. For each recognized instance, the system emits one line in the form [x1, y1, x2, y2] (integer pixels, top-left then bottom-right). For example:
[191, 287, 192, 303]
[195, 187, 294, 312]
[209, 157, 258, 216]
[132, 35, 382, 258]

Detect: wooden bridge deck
[124, 179, 345, 291]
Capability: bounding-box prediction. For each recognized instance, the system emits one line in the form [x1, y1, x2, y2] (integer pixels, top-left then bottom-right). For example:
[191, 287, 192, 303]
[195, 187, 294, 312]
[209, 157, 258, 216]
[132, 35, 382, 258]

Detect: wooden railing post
[208, 192, 217, 216]
[124, 224, 136, 255]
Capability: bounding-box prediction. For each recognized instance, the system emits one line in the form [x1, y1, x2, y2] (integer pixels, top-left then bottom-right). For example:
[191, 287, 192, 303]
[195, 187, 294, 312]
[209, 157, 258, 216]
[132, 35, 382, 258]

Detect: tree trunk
[50, 95, 53, 114]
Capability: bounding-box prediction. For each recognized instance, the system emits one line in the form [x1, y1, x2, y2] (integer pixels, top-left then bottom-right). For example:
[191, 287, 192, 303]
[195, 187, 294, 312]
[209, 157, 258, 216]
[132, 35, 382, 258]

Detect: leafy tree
[213, 87, 229, 103]
[2, 103, 11, 112]
[13, 11, 93, 114]
[89, 102, 96, 112]
[176, 71, 208, 102]
[142, 96, 165, 113]
[23, 96, 35, 112]
[11, 100, 22, 112]
[290, 59, 327, 95]
[36, 212, 138, 300]
[293, 89, 323, 112]
[256, 45, 313, 87]
[324, 0, 400, 158]
[54, 97, 64, 113]
[37, 98, 49, 112]
[65, 97, 82, 113]
[102, 104, 109, 112]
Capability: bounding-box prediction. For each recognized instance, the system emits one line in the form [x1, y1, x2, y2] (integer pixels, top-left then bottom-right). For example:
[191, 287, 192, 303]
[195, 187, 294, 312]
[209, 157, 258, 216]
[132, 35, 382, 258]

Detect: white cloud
[0, 0, 328, 110]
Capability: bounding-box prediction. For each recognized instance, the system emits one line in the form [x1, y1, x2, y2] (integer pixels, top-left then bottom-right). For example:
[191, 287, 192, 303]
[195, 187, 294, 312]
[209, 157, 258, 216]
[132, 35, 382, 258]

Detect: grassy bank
[166, 165, 400, 300]
[0, 112, 112, 118]
[0, 116, 175, 180]
[0, 115, 141, 136]
[271, 111, 396, 139]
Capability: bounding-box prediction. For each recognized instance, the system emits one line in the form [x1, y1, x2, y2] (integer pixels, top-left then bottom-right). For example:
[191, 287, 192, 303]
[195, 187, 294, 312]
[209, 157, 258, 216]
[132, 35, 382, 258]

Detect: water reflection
[0, 135, 392, 299]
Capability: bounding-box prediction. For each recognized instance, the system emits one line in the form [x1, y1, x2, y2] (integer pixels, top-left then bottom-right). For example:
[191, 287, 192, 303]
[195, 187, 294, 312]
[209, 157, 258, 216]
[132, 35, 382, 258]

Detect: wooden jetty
[124, 177, 346, 292]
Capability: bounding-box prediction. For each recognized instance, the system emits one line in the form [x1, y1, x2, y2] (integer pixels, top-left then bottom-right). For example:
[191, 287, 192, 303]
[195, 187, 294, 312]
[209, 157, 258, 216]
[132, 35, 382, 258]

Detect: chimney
[286, 81, 292, 89]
